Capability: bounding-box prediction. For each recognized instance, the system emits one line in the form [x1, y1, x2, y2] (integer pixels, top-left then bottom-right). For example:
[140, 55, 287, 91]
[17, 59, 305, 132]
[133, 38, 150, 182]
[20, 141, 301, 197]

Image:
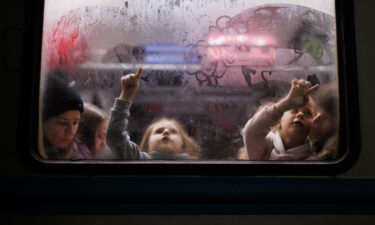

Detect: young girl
[242, 79, 319, 160]
[308, 83, 339, 160]
[76, 103, 110, 159]
[106, 68, 200, 160]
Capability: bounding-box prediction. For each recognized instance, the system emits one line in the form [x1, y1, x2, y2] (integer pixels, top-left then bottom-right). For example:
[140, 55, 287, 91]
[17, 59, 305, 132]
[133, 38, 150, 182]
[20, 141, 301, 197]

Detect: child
[106, 68, 200, 160]
[308, 83, 339, 160]
[42, 71, 93, 160]
[242, 79, 319, 160]
[76, 103, 110, 159]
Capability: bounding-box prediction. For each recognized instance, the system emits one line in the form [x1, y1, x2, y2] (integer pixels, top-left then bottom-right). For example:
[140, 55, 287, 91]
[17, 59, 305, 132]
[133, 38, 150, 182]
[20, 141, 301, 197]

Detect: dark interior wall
[3, 215, 375, 225]
[0, 0, 28, 176]
[342, 0, 375, 177]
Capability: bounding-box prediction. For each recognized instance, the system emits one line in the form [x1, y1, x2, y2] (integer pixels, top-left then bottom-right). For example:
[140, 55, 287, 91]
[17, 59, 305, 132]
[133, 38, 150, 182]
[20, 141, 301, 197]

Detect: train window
[27, 0, 359, 175]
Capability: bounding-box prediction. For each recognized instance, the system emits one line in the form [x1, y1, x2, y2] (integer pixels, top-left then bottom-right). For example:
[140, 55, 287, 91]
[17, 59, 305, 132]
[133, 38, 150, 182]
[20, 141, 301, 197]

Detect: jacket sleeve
[242, 104, 283, 160]
[106, 98, 151, 159]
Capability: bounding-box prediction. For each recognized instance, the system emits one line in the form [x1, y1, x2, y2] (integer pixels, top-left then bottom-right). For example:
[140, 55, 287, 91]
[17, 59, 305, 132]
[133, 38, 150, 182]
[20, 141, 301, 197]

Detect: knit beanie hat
[42, 71, 84, 121]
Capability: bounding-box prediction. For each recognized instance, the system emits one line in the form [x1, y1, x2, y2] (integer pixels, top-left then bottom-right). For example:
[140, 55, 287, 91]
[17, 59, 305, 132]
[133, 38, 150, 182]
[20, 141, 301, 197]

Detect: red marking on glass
[47, 16, 88, 73]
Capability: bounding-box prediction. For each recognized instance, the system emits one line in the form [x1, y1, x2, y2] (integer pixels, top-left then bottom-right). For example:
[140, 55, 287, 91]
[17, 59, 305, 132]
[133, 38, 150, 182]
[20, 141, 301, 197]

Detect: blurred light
[144, 44, 200, 64]
[79, 62, 202, 71]
[206, 46, 275, 66]
[254, 38, 266, 46]
[145, 54, 186, 64]
[145, 44, 193, 52]
[208, 34, 277, 47]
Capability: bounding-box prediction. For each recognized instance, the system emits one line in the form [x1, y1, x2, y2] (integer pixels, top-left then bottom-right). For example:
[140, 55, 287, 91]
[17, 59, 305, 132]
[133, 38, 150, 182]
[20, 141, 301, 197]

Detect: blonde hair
[76, 103, 108, 155]
[139, 118, 200, 159]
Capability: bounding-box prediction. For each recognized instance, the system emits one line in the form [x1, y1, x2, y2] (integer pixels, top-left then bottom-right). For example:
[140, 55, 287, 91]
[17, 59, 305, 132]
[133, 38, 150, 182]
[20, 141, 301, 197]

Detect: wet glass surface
[39, 0, 339, 161]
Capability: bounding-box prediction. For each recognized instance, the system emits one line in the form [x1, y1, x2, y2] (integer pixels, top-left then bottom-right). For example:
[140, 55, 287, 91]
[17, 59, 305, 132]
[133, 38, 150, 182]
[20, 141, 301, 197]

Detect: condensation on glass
[39, 0, 340, 162]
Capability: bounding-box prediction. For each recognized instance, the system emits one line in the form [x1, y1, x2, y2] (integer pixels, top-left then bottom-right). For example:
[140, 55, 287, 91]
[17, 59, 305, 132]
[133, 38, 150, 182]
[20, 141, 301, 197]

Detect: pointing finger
[304, 84, 320, 96]
[291, 79, 298, 88]
[135, 67, 142, 80]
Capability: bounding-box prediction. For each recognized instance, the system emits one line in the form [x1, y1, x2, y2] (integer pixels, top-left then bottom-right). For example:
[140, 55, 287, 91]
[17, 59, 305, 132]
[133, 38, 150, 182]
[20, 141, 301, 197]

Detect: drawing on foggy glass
[39, 0, 340, 162]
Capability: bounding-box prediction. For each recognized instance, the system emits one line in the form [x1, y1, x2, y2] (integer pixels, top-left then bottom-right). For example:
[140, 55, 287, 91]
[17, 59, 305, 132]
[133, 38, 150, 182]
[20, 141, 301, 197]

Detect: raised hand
[274, 79, 319, 113]
[119, 67, 142, 101]
[285, 79, 320, 109]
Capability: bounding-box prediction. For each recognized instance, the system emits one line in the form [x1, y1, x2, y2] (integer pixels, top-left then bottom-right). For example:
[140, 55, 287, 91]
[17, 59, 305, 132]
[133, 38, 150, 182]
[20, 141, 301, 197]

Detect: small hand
[286, 79, 320, 109]
[119, 67, 142, 101]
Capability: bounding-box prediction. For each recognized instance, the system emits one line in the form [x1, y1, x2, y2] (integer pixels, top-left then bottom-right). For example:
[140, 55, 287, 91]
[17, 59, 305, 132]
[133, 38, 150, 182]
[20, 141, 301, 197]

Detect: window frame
[20, 0, 360, 176]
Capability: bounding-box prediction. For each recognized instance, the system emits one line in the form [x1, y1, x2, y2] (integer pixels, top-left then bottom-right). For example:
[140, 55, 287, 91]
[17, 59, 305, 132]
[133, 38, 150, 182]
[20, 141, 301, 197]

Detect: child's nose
[163, 129, 170, 135]
[296, 111, 304, 118]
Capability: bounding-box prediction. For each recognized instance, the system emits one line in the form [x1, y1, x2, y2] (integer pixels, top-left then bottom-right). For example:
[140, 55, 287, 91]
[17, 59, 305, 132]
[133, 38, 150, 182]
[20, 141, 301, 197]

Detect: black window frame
[20, 0, 360, 176]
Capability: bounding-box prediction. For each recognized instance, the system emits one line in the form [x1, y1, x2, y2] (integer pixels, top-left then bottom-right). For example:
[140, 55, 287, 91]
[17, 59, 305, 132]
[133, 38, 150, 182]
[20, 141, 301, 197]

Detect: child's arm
[242, 103, 282, 160]
[106, 68, 151, 159]
[242, 79, 319, 160]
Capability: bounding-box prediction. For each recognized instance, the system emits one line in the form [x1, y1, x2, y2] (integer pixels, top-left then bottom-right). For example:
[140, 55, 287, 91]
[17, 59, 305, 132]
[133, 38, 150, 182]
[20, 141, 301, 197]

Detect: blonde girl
[242, 79, 319, 160]
[106, 68, 200, 160]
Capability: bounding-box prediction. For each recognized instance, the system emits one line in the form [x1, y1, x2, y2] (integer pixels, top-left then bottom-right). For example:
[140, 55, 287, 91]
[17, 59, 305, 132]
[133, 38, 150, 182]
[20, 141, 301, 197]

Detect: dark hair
[313, 83, 338, 119]
[42, 71, 83, 121]
[310, 83, 339, 160]
[76, 103, 108, 155]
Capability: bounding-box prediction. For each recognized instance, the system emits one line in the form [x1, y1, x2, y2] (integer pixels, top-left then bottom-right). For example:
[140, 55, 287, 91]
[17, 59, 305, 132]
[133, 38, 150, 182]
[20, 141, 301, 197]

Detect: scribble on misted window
[39, 0, 340, 161]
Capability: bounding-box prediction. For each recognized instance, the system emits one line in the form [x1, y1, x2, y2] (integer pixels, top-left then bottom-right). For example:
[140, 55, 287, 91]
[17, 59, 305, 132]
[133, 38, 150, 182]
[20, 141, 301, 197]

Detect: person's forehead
[302, 100, 316, 110]
[57, 110, 81, 119]
[301, 104, 313, 111]
[97, 121, 107, 130]
[153, 120, 178, 130]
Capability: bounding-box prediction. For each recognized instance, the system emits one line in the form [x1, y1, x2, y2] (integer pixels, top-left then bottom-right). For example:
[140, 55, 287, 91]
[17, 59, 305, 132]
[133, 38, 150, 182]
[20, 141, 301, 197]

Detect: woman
[41, 71, 93, 160]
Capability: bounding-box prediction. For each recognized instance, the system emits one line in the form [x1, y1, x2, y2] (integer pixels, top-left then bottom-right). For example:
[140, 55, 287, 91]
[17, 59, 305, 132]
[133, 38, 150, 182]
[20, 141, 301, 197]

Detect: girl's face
[94, 120, 108, 155]
[311, 108, 336, 143]
[280, 102, 315, 141]
[43, 110, 81, 149]
[148, 120, 183, 153]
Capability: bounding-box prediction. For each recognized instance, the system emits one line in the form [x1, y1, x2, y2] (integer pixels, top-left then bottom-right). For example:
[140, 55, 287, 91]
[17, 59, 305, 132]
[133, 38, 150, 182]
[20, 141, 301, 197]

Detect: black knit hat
[42, 71, 84, 121]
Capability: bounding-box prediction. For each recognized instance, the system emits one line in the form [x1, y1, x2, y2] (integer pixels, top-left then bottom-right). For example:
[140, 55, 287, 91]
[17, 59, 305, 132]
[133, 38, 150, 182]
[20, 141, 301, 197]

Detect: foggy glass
[40, 0, 339, 161]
